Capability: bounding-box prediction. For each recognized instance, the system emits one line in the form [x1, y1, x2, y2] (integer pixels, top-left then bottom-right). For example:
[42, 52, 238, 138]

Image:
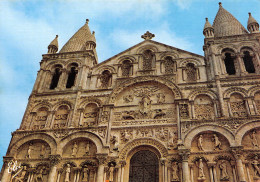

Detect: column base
[198, 177, 206, 182]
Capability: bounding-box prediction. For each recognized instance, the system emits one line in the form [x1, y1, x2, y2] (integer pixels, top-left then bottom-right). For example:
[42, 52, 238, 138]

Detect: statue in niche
[219, 161, 229, 180]
[82, 167, 89, 182]
[39, 144, 46, 158]
[123, 95, 133, 103]
[35, 166, 46, 182]
[171, 162, 179, 181]
[65, 164, 71, 182]
[250, 130, 259, 148]
[71, 142, 78, 157]
[139, 96, 152, 116]
[26, 143, 33, 159]
[168, 131, 177, 149]
[13, 166, 27, 182]
[197, 159, 206, 180]
[198, 135, 204, 151]
[252, 156, 260, 177]
[110, 136, 119, 152]
[84, 142, 90, 156]
[156, 93, 165, 104]
[108, 163, 115, 182]
[212, 134, 221, 150]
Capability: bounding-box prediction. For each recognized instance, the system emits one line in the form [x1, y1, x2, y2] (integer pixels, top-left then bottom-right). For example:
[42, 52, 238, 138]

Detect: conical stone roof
[60, 19, 96, 53]
[204, 18, 213, 30]
[248, 12, 258, 26]
[49, 35, 59, 48]
[213, 3, 248, 37]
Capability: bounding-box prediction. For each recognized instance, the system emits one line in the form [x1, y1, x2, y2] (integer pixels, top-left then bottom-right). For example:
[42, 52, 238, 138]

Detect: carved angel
[71, 142, 78, 157]
[198, 135, 204, 151]
[250, 130, 259, 148]
[212, 134, 221, 150]
[197, 159, 205, 179]
[219, 161, 229, 180]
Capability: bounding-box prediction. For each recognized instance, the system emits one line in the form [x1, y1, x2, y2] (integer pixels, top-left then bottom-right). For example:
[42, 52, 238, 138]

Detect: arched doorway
[129, 150, 159, 182]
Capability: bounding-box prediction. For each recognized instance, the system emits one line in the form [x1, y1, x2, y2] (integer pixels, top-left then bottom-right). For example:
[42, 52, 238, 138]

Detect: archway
[129, 150, 159, 182]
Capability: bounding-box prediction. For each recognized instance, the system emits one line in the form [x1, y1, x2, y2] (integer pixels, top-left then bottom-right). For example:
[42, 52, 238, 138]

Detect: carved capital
[160, 158, 167, 165]
[207, 162, 217, 168]
[96, 154, 107, 165]
[119, 160, 126, 167]
[49, 155, 61, 166]
[230, 146, 244, 160]
[178, 149, 190, 161]
[3, 156, 14, 164]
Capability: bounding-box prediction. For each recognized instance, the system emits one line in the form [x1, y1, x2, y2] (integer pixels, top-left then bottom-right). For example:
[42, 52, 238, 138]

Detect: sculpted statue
[82, 167, 89, 182]
[156, 93, 165, 104]
[40, 144, 46, 158]
[110, 135, 119, 151]
[250, 130, 259, 148]
[85, 142, 90, 155]
[13, 166, 27, 182]
[198, 135, 204, 151]
[108, 163, 115, 182]
[122, 131, 131, 142]
[139, 96, 151, 115]
[198, 159, 205, 180]
[157, 128, 166, 140]
[171, 162, 179, 181]
[26, 143, 33, 159]
[71, 142, 78, 157]
[219, 161, 229, 180]
[65, 164, 71, 182]
[252, 156, 260, 177]
[212, 134, 221, 150]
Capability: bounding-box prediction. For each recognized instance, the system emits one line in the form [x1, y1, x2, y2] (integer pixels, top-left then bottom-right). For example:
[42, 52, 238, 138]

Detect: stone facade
[1, 3, 260, 182]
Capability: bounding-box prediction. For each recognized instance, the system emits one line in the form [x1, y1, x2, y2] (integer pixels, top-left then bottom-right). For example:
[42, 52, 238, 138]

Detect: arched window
[222, 50, 236, 75]
[194, 95, 215, 120]
[66, 63, 78, 88]
[164, 56, 175, 74]
[33, 107, 48, 130]
[50, 65, 62, 89]
[143, 50, 153, 70]
[122, 60, 132, 77]
[230, 93, 247, 117]
[186, 63, 197, 81]
[242, 51, 255, 73]
[100, 70, 112, 88]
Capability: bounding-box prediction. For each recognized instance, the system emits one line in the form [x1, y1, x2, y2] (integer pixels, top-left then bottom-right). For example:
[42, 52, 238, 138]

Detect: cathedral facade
[1, 3, 260, 182]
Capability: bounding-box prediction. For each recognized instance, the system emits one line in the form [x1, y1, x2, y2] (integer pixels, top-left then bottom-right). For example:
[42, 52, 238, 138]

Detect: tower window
[66, 66, 78, 88]
[50, 67, 62, 89]
[243, 51, 255, 73]
[224, 53, 236, 75]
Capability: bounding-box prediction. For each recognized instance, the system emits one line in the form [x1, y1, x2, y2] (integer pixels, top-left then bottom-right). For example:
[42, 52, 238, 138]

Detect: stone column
[56, 168, 63, 182]
[189, 163, 194, 182]
[57, 68, 67, 90]
[232, 147, 246, 182]
[231, 161, 238, 182]
[29, 168, 35, 182]
[179, 150, 190, 182]
[254, 53, 260, 74]
[48, 155, 61, 182]
[120, 160, 126, 182]
[78, 108, 84, 126]
[97, 155, 106, 182]
[49, 111, 56, 128]
[237, 54, 247, 75]
[207, 162, 216, 182]
[160, 158, 167, 182]
[245, 162, 252, 182]
[190, 101, 195, 119]
[212, 163, 217, 182]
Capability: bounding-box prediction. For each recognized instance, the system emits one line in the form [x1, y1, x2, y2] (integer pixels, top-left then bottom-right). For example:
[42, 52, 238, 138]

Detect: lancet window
[50, 65, 62, 89]
[164, 56, 176, 74]
[186, 63, 197, 81]
[242, 50, 255, 73]
[122, 60, 132, 77]
[100, 70, 112, 88]
[222, 49, 236, 75]
[66, 63, 78, 88]
[142, 50, 153, 70]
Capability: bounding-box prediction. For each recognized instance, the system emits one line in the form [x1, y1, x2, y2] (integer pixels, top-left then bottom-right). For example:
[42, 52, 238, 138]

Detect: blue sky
[0, 0, 260, 167]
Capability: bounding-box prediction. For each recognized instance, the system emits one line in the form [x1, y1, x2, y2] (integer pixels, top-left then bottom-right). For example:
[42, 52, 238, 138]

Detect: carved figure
[108, 163, 115, 182]
[171, 162, 179, 181]
[35, 167, 45, 182]
[82, 167, 89, 182]
[85, 142, 90, 155]
[219, 161, 229, 180]
[110, 136, 119, 151]
[252, 156, 260, 177]
[139, 96, 151, 115]
[212, 134, 221, 150]
[198, 159, 205, 179]
[122, 131, 131, 142]
[250, 130, 259, 148]
[13, 166, 27, 182]
[157, 128, 166, 140]
[123, 95, 133, 103]
[65, 164, 71, 182]
[71, 142, 78, 157]
[40, 144, 46, 158]
[157, 93, 165, 104]
[26, 143, 33, 159]
[198, 135, 204, 151]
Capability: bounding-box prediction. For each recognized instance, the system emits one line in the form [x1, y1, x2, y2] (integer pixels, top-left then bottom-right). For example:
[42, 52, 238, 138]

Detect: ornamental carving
[179, 104, 189, 118]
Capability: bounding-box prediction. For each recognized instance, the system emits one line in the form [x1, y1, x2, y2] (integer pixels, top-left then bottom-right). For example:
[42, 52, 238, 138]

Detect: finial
[86, 19, 89, 24]
[56, 35, 58, 38]
[92, 31, 95, 35]
[205, 17, 208, 21]
[219, 2, 222, 7]
[249, 12, 251, 17]
[141, 31, 155, 40]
